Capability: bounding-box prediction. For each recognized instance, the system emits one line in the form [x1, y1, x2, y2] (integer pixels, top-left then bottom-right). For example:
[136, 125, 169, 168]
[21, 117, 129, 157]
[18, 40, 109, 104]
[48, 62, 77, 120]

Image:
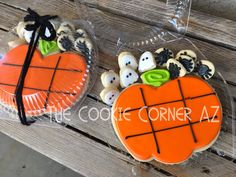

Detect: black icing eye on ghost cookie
[154, 48, 174, 66]
[167, 59, 186, 79]
[196, 60, 215, 80]
[176, 55, 195, 73]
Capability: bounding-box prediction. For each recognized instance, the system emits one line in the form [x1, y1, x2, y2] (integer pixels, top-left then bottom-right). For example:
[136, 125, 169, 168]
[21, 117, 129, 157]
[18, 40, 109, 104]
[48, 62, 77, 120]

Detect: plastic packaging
[0, 9, 98, 126]
[76, 0, 192, 54]
[76, 0, 235, 164]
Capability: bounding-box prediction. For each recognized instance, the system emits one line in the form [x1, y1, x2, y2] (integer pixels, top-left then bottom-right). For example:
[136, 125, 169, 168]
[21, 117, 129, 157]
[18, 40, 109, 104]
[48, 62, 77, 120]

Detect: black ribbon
[15, 8, 57, 125]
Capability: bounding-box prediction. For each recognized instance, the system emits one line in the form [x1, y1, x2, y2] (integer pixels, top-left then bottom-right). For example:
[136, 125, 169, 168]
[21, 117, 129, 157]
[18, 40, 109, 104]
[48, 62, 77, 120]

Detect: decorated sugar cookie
[112, 76, 222, 164]
[74, 37, 93, 54]
[57, 34, 75, 51]
[176, 50, 197, 61]
[57, 21, 75, 35]
[167, 59, 187, 79]
[120, 67, 139, 88]
[196, 60, 215, 80]
[101, 70, 120, 88]
[138, 51, 156, 73]
[74, 29, 88, 39]
[141, 69, 170, 87]
[0, 8, 95, 125]
[16, 21, 28, 39]
[154, 48, 174, 67]
[0, 45, 88, 115]
[118, 52, 138, 70]
[100, 87, 120, 106]
[176, 55, 195, 73]
[39, 39, 60, 56]
[24, 29, 37, 43]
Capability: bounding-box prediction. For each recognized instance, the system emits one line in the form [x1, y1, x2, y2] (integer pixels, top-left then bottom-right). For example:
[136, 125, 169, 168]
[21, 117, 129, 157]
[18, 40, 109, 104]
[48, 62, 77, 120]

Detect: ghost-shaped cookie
[100, 88, 120, 106]
[138, 51, 156, 73]
[24, 29, 38, 43]
[120, 67, 139, 88]
[101, 70, 120, 88]
[118, 52, 138, 70]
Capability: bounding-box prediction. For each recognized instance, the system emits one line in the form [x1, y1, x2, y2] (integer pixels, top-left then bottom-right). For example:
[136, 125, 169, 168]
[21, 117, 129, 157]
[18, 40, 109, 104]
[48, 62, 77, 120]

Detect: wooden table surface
[0, 0, 235, 177]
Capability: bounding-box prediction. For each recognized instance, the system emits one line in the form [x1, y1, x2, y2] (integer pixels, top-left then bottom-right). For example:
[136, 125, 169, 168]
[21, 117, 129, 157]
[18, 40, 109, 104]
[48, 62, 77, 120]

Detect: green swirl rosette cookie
[141, 69, 170, 87]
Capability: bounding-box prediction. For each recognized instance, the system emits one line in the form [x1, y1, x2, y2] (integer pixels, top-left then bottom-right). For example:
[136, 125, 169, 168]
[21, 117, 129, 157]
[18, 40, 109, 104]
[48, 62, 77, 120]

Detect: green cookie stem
[141, 69, 170, 87]
[39, 39, 60, 56]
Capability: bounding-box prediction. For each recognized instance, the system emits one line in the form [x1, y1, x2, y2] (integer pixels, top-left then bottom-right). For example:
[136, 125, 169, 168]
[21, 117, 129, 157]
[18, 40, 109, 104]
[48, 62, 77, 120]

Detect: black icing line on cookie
[139, 87, 160, 154]
[120, 92, 216, 114]
[44, 56, 61, 109]
[125, 116, 218, 140]
[177, 79, 197, 143]
[2, 62, 83, 72]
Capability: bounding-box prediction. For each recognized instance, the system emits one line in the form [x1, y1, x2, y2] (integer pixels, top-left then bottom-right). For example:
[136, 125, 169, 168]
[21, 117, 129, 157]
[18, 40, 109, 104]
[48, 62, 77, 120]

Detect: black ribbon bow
[15, 8, 57, 125]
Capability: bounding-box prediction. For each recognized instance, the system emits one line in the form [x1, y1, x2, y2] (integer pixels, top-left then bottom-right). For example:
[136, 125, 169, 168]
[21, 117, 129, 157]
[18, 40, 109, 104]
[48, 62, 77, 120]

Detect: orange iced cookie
[112, 76, 222, 164]
[0, 45, 87, 116]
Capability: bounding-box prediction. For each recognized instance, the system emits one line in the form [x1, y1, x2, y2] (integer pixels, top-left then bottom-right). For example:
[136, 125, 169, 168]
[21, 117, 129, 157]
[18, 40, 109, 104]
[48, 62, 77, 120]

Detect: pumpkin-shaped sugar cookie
[0, 45, 88, 116]
[112, 76, 222, 164]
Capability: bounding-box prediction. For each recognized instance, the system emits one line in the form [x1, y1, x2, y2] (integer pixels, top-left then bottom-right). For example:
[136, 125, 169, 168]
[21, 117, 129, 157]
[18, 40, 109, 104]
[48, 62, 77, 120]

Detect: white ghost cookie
[155, 48, 174, 67]
[24, 29, 38, 43]
[138, 51, 156, 73]
[100, 87, 120, 106]
[196, 60, 215, 80]
[167, 59, 187, 79]
[16, 21, 28, 39]
[101, 70, 120, 88]
[176, 50, 197, 61]
[118, 52, 138, 70]
[176, 55, 195, 73]
[120, 67, 139, 88]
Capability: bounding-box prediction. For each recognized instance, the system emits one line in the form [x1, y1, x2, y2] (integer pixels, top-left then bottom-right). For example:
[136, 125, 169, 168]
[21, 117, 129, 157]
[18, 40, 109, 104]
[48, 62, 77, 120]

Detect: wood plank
[0, 1, 235, 83]
[0, 0, 233, 153]
[0, 82, 235, 177]
[0, 119, 168, 177]
[0, 0, 236, 49]
[0, 0, 235, 155]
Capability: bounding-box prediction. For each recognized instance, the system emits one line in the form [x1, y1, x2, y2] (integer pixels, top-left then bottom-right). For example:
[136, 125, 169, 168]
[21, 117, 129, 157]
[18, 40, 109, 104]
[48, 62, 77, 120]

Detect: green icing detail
[39, 39, 60, 56]
[141, 69, 170, 87]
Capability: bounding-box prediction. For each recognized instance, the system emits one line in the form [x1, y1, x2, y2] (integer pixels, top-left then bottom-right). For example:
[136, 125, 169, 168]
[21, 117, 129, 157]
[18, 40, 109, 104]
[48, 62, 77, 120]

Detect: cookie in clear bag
[107, 38, 235, 164]
[0, 8, 98, 125]
[76, 0, 236, 164]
